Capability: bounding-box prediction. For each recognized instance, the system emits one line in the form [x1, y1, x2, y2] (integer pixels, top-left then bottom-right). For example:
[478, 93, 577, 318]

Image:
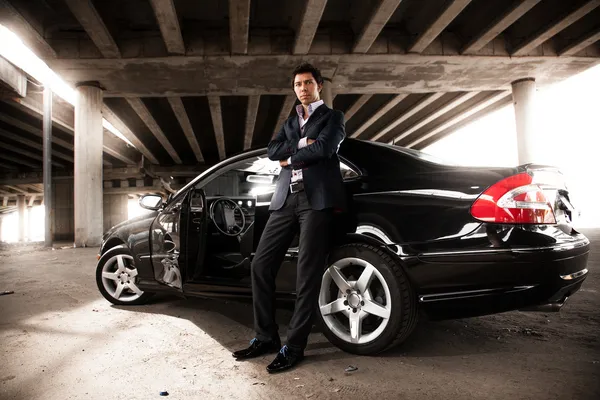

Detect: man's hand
[279, 159, 289, 167]
[307, 138, 315, 145]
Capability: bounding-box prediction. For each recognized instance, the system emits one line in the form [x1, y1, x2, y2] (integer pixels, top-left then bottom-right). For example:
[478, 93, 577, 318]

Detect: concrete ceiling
[0, 0, 599, 196]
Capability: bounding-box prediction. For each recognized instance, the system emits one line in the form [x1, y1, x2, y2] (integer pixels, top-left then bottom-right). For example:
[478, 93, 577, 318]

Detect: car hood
[103, 211, 159, 240]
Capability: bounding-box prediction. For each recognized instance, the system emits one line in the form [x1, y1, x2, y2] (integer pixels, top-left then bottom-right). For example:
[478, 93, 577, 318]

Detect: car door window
[340, 160, 360, 180]
[200, 156, 281, 201]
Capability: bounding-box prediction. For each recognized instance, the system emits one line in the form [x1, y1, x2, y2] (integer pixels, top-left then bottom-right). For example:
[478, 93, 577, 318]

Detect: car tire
[96, 245, 154, 306]
[316, 243, 418, 355]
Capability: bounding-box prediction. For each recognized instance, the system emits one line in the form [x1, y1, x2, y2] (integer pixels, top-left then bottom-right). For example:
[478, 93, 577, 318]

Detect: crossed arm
[267, 111, 346, 169]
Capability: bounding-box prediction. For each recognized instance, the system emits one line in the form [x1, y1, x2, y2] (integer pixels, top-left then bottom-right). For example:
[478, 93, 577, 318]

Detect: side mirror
[139, 194, 164, 210]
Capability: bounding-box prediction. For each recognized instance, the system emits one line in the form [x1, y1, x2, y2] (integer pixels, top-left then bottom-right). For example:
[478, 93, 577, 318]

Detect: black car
[96, 139, 590, 355]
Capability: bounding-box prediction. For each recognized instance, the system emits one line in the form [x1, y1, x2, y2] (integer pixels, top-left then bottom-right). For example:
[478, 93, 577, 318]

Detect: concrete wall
[52, 180, 74, 241]
[43, 180, 129, 241]
[48, 182, 130, 240]
[103, 194, 128, 232]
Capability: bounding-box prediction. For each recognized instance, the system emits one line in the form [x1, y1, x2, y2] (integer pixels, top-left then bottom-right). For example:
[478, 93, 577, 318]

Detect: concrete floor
[1, 231, 599, 400]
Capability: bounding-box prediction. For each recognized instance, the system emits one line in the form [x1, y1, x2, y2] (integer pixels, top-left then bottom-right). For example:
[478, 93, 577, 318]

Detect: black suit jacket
[267, 104, 347, 211]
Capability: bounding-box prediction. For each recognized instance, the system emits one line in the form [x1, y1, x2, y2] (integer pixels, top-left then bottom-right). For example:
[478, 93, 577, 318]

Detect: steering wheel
[209, 198, 246, 237]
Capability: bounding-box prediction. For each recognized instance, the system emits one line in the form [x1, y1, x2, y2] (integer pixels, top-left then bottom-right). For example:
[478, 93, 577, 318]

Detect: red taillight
[470, 172, 556, 224]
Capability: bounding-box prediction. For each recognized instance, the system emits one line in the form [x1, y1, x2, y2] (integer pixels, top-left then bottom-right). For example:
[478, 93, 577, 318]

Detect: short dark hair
[291, 63, 324, 88]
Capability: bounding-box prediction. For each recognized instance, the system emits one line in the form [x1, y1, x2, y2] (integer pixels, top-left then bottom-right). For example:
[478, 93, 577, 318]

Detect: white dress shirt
[289, 100, 324, 183]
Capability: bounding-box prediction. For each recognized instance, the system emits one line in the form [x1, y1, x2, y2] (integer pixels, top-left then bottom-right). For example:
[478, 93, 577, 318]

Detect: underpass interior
[0, 0, 599, 399]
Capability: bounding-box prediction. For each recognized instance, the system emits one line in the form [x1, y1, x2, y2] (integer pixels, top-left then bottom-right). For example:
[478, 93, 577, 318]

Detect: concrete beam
[168, 97, 204, 163]
[406, 91, 511, 148]
[0, 164, 209, 185]
[22, 184, 41, 193]
[353, 0, 403, 53]
[63, 0, 121, 58]
[408, 0, 472, 53]
[2, 100, 125, 164]
[0, 0, 57, 58]
[0, 171, 74, 185]
[344, 95, 372, 122]
[126, 98, 182, 164]
[350, 94, 408, 139]
[147, 165, 210, 178]
[102, 105, 159, 164]
[512, 0, 600, 56]
[104, 185, 163, 195]
[0, 113, 73, 150]
[4, 95, 115, 169]
[103, 145, 137, 165]
[0, 56, 27, 97]
[5, 185, 27, 194]
[208, 96, 226, 161]
[0, 162, 17, 170]
[229, 0, 251, 55]
[370, 92, 445, 142]
[7, 93, 74, 134]
[0, 192, 43, 200]
[0, 126, 74, 163]
[244, 95, 260, 150]
[149, 0, 185, 55]
[0, 152, 38, 168]
[462, 0, 541, 54]
[293, 0, 328, 54]
[46, 54, 600, 97]
[0, 139, 64, 168]
[559, 27, 600, 56]
[389, 91, 480, 144]
[273, 95, 297, 135]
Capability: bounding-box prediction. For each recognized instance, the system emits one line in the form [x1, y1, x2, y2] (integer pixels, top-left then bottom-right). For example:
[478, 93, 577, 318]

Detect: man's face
[293, 72, 322, 105]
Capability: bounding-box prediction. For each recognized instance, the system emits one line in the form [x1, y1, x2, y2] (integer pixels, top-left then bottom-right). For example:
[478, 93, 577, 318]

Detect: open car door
[149, 193, 186, 292]
[183, 188, 208, 282]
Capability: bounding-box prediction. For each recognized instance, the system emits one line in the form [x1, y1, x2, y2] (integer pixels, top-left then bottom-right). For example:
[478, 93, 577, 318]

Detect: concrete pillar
[43, 86, 53, 247]
[74, 83, 103, 247]
[0, 215, 3, 242]
[322, 78, 333, 109]
[17, 194, 26, 242]
[511, 78, 537, 164]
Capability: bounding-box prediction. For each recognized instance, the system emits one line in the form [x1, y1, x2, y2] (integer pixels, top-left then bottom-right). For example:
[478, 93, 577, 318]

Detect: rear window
[396, 147, 457, 165]
[369, 142, 457, 166]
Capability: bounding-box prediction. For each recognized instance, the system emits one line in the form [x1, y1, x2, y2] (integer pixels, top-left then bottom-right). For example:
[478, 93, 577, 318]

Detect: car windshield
[171, 149, 267, 201]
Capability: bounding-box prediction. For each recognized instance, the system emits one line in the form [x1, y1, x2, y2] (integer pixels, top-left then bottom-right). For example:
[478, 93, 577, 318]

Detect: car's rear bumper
[414, 232, 590, 320]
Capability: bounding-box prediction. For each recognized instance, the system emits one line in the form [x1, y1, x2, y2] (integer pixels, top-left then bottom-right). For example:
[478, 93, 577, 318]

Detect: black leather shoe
[232, 338, 281, 360]
[266, 345, 304, 373]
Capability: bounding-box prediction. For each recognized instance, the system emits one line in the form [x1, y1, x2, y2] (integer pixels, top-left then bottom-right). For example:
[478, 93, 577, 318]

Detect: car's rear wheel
[96, 246, 154, 305]
[317, 243, 418, 355]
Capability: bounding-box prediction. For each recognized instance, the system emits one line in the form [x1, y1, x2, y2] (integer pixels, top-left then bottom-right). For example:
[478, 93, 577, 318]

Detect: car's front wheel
[96, 245, 154, 305]
[317, 243, 418, 355]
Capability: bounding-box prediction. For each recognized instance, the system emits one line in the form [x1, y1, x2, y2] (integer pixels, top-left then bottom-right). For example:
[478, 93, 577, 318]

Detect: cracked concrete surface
[1, 230, 599, 400]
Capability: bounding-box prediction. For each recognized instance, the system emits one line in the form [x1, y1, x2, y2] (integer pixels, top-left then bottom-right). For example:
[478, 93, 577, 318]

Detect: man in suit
[232, 63, 347, 373]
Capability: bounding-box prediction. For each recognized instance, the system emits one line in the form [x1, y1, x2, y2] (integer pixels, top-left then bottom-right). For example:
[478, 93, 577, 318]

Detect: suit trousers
[251, 190, 333, 351]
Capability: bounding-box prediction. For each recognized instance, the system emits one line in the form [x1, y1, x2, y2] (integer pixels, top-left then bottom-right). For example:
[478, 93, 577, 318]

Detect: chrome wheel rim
[101, 254, 144, 302]
[319, 257, 392, 345]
